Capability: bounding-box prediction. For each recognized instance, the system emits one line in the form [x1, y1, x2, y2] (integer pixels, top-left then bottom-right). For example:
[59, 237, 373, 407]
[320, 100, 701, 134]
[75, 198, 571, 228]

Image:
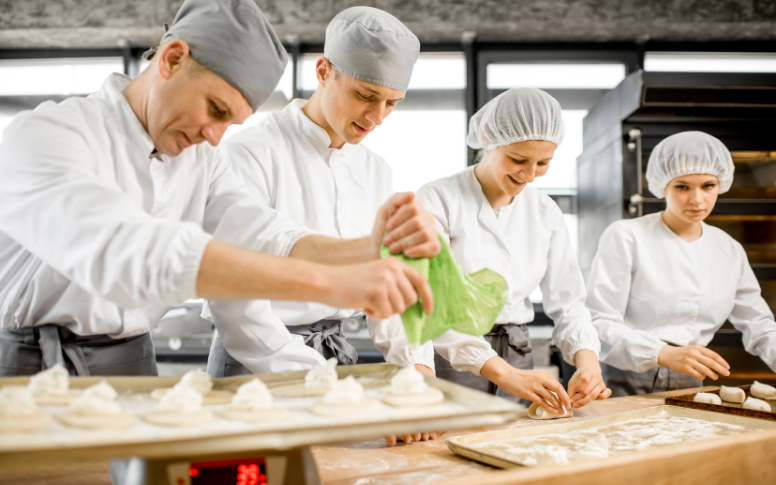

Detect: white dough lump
[743, 397, 771, 412]
[693, 392, 722, 405]
[750, 381, 776, 400]
[719, 386, 746, 404]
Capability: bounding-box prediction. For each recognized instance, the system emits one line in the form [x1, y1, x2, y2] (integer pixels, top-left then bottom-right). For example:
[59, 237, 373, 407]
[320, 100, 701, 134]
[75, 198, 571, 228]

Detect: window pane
[531, 110, 587, 191]
[644, 52, 776, 73]
[487, 63, 626, 89]
[0, 58, 123, 95]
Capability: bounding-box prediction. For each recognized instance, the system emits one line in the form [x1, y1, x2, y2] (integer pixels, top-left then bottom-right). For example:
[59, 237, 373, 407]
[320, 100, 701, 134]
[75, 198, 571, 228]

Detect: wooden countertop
[3, 386, 769, 485]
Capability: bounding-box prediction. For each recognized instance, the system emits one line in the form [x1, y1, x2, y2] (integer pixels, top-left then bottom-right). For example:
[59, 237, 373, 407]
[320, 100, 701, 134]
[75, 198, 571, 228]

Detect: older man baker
[207, 7, 440, 379]
[0, 0, 437, 377]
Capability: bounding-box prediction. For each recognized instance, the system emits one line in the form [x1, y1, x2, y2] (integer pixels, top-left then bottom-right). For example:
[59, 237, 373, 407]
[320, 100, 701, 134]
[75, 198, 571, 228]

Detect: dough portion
[743, 397, 772, 412]
[57, 412, 136, 429]
[143, 408, 212, 427]
[0, 412, 52, 432]
[528, 401, 573, 420]
[720, 386, 746, 404]
[693, 392, 722, 405]
[751, 381, 776, 400]
[381, 387, 444, 407]
[33, 390, 82, 406]
[269, 382, 330, 398]
[310, 398, 380, 419]
[151, 388, 234, 405]
[218, 407, 287, 423]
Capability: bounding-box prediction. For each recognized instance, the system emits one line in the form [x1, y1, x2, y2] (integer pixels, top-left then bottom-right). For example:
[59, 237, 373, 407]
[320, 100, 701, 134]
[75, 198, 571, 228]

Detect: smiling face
[315, 58, 405, 147]
[664, 174, 720, 223]
[143, 41, 252, 156]
[483, 140, 557, 199]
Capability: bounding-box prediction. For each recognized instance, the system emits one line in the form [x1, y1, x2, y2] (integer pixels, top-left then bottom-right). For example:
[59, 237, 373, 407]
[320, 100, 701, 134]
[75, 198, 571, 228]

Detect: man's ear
[156, 40, 191, 80]
[316, 57, 333, 86]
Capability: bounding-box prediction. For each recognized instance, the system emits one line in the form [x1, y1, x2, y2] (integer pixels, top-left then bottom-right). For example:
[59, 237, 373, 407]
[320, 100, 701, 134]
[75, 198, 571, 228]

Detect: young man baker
[207, 7, 440, 381]
[0, 0, 436, 377]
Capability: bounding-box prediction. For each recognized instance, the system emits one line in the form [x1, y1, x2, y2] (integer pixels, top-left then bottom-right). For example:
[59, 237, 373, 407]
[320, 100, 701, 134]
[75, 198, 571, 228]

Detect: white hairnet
[646, 131, 734, 198]
[467, 87, 564, 151]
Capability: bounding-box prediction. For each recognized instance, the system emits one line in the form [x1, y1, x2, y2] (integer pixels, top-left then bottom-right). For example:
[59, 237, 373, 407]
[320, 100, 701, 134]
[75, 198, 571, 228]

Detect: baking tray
[446, 405, 776, 469]
[0, 363, 523, 466]
[665, 385, 776, 421]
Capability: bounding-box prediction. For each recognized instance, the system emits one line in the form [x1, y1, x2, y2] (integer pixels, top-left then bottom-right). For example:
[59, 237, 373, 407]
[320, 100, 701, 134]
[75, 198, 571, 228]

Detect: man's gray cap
[143, 0, 287, 112]
[324, 7, 419, 92]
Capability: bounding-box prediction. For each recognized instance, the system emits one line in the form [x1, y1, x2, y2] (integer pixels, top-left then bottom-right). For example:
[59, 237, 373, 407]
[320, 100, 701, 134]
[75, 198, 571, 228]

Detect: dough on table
[218, 379, 287, 423]
[56, 380, 136, 429]
[144, 384, 212, 427]
[310, 375, 380, 418]
[719, 386, 746, 404]
[27, 364, 82, 406]
[0, 386, 52, 432]
[151, 388, 234, 405]
[693, 392, 722, 405]
[750, 381, 776, 400]
[271, 357, 338, 398]
[151, 369, 233, 405]
[743, 397, 771, 412]
[380, 367, 444, 407]
[528, 401, 573, 420]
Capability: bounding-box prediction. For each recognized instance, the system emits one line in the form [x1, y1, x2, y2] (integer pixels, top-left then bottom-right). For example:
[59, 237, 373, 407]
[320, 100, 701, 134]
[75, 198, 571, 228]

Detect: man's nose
[203, 122, 229, 146]
[364, 103, 387, 127]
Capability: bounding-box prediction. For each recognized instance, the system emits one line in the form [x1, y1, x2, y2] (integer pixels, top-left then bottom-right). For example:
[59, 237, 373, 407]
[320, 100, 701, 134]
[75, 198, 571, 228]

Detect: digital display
[189, 457, 267, 485]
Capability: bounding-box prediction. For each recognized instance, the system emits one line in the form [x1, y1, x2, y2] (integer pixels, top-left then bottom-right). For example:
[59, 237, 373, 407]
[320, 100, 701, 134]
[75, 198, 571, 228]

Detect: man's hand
[658, 345, 730, 380]
[567, 350, 611, 408]
[370, 193, 440, 260]
[322, 258, 434, 320]
[385, 364, 445, 446]
[480, 357, 571, 415]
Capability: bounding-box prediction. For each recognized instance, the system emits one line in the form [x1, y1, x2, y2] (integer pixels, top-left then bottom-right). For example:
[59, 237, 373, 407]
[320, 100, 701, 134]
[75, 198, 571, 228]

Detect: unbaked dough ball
[693, 392, 722, 405]
[743, 397, 771, 412]
[719, 386, 745, 404]
[751, 381, 776, 400]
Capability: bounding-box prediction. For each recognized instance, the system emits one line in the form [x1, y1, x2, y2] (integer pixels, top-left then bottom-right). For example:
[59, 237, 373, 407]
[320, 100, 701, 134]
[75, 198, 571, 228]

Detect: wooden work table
[4, 386, 776, 485]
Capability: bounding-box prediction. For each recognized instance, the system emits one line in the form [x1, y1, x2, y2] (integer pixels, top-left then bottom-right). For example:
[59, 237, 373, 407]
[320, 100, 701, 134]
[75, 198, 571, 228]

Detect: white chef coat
[414, 166, 600, 374]
[587, 211, 776, 373]
[209, 99, 435, 371]
[0, 74, 311, 349]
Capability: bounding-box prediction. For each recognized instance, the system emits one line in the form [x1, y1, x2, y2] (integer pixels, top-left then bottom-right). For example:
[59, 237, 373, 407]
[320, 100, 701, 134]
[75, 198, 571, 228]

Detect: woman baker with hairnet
[412, 88, 611, 414]
[587, 131, 776, 397]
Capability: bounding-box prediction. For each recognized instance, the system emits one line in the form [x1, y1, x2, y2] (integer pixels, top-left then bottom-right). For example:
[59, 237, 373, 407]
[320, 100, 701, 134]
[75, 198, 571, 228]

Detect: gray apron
[602, 363, 703, 397]
[207, 319, 358, 378]
[434, 324, 532, 404]
[0, 325, 158, 377]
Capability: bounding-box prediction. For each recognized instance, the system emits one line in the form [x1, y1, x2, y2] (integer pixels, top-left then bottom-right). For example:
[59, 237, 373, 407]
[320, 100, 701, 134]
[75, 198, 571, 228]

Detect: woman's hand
[657, 344, 730, 380]
[480, 357, 571, 414]
[567, 350, 611, 408]
[384, 364, 445, 446]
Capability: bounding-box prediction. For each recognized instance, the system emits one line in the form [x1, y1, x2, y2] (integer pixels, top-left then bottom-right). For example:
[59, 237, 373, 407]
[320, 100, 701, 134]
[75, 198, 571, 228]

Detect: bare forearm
[196, 239, 331, 302]
[289, 234, 374, 264]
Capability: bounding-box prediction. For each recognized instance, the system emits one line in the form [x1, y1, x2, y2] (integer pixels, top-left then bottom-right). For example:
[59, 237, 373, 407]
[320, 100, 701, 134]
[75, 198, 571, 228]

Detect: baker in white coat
[0, 0, 434, 377]
[587, 131, 776, 396]
[207, 6, 438, 382]
[405, 88, 610, 413]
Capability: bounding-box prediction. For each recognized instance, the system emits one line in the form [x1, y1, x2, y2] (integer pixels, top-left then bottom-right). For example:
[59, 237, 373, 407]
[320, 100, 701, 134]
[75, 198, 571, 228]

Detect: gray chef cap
[324, 7, 420, 92]
[143, 0, 288, 112]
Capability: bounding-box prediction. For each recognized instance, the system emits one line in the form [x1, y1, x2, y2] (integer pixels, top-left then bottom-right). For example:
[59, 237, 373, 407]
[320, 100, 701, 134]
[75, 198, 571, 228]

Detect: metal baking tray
[665, 385, 776, 421]
[446, 405, 776, 469]
[0, 363, 523, 466]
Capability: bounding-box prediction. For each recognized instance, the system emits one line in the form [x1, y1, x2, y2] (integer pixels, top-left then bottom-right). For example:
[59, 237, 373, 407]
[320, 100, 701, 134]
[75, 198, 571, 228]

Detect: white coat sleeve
[587, 224, 664, 372]
[0, 106, 212, 309]
[201, 146, 326, 374]
[540, 206, 601, 365]
[727, 249, 776, 373]
[421, 184, 498, 375]
[367, 315, 436, 370]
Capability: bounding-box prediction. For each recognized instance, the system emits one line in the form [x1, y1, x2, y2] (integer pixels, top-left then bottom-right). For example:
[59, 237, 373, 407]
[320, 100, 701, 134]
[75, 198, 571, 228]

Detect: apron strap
[288, 320, 358, 366]
[36, 325, 67, 371]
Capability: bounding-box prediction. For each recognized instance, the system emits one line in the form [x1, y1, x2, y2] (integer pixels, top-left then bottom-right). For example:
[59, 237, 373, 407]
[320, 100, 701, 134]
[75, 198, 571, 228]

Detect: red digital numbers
[236, 463, 267, 485]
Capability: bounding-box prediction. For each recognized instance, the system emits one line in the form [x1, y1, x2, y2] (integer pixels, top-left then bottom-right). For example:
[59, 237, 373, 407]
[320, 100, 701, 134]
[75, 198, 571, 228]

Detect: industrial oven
[578, 71, 776, 384]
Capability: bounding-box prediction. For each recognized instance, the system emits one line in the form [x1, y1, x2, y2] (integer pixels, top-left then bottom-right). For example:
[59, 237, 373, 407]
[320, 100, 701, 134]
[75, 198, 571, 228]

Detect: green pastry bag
[380, 237, 508, 346]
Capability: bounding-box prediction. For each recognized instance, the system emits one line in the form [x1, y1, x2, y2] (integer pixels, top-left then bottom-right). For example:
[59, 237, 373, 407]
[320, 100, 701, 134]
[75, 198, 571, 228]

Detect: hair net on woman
[467, 87, 564, 151]
[646, 131, 735, 198]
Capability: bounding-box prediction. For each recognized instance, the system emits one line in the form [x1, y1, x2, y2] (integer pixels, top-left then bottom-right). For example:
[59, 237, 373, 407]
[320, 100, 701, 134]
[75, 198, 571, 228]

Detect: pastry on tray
[218, 378, 287, 423]
[27, 364, 82, 405]
[693, 392, 722, 405]
[57, 380, 136, 429]
[380, 367, 444, 407]
[310, 375, 379, 418]
[270, 358, 338, 398]
[144, 382, 212, 427]
[151, 369, 233, 405]
[0, 386, 52, 432]
[750, 381, 776, 400]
